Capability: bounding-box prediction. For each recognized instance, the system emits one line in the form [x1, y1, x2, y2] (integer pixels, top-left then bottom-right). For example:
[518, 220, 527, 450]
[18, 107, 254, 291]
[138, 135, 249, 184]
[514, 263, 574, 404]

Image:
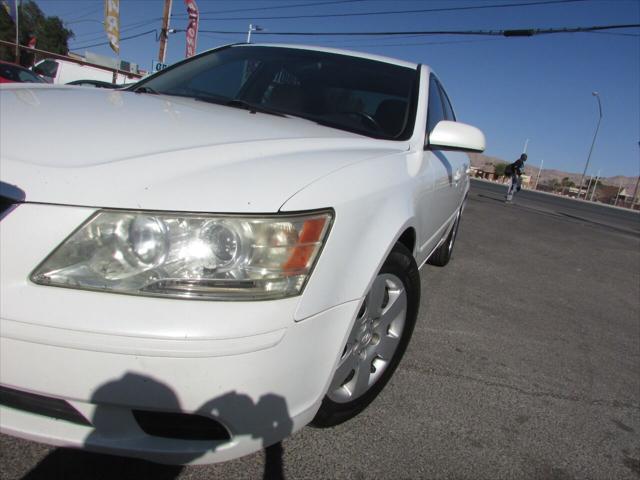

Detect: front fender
[281, 152, 419, 321]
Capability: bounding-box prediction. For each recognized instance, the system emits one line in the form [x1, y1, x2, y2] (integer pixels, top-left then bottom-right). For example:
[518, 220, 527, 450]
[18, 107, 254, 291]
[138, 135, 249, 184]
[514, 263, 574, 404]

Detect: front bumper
[0, 203, 360, 464]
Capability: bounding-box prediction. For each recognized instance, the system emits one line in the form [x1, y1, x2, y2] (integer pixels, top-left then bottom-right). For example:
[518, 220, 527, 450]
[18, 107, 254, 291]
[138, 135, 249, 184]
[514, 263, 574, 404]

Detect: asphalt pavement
[1, 179, 639, 479]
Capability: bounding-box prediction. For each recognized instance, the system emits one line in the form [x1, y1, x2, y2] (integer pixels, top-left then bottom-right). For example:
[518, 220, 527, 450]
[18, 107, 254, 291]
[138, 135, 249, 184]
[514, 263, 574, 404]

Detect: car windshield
[135, 46, 418, 140]
[0, 63, 44, 83]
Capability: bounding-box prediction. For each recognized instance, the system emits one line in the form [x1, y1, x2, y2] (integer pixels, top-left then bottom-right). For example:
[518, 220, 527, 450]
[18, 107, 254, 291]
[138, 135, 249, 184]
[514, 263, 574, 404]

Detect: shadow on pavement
[20, 449, 183, 480]
[21, 373, 293, 479]
[477, 193, 506, 204]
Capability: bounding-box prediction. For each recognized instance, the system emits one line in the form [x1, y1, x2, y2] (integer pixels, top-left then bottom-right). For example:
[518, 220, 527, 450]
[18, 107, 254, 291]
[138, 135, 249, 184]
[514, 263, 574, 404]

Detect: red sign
[184, 0, 199, 58]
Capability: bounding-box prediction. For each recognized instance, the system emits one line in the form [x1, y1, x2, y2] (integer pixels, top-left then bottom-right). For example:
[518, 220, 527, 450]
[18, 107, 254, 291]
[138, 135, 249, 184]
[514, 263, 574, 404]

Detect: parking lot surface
[1, 179, 639, 479]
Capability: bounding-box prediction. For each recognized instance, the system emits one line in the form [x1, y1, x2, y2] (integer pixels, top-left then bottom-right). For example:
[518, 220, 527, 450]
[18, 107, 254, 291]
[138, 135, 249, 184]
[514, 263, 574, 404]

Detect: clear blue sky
[36, 0, 640, 178]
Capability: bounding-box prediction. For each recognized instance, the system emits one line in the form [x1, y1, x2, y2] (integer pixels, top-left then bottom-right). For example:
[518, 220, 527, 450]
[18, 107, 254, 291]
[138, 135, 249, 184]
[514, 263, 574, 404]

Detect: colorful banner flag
[104, 0, 120, 54]
[184, 0, 199, 58]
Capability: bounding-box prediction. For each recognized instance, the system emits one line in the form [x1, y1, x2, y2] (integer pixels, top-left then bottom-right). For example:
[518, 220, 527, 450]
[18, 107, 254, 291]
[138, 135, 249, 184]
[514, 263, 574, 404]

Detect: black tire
[311, 243, 420, 428]
[427, 210, 461, 267]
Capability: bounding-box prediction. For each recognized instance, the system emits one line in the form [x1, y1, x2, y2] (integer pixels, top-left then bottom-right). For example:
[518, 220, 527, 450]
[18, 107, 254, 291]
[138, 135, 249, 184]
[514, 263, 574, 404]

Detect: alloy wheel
[327, 273, 407, 403]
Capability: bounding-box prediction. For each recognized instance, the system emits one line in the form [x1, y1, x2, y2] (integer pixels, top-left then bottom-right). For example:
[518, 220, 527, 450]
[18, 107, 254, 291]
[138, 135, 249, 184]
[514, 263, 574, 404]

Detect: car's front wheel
[311, 243, 420, 428]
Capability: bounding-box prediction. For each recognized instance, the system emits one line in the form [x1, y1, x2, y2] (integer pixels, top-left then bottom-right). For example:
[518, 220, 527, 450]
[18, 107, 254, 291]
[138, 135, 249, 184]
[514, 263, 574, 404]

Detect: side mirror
[427, 120, 485, 153]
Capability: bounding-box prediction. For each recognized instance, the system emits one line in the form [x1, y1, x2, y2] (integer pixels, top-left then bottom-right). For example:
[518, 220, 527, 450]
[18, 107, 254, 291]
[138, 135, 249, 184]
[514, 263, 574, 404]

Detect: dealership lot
[1, 179, 638, 479]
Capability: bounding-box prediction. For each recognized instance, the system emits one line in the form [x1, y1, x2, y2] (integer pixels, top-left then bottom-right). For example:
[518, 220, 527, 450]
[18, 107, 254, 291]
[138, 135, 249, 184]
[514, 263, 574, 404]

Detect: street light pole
[247, 24, 263, 43]
[578, 92, 603, 199]
[632, 141, 640, 208]
[589, 169, 601, 202]
[534, 159, 544, 190]
[584, 174, 593, 198]
[614, 180, 624, 206]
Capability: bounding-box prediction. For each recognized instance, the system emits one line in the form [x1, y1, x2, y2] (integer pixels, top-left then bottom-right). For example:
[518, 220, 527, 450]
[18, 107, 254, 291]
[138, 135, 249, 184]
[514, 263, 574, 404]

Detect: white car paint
[0, 44, 484, 464]
[32, 58, 135, 85]
[1, 85, 406, 213]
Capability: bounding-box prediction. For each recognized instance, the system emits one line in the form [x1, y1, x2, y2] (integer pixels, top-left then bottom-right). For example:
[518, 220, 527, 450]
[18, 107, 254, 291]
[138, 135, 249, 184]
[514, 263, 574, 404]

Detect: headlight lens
[31, 210, 333, 300]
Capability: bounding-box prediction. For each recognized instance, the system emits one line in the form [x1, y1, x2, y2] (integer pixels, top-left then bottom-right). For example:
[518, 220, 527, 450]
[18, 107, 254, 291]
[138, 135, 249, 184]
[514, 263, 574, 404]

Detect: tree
[494, 162, 507, 177]
[560, 177, 575, 194]
[0, 1, 73, 65]
[546, 178, 561, 192]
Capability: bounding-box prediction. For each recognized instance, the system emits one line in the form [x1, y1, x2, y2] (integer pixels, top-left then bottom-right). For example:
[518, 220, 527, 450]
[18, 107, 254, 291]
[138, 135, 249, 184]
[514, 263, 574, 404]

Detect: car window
[17, 68, 42, 83]
[0, 64, 18, 81]
[33, 60, 58, 79]
[137, 46, 418, 140]
[437, 80, 456, 121]
[184, 58, 260, 99]
[426, 74, 445, 134]
[0, 64, 42, 82]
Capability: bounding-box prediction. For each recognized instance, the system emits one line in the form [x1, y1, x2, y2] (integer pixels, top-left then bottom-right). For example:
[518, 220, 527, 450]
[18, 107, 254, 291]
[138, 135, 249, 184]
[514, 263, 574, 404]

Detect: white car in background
[0, 44, 484, 464]
[32, 58, 135, 85]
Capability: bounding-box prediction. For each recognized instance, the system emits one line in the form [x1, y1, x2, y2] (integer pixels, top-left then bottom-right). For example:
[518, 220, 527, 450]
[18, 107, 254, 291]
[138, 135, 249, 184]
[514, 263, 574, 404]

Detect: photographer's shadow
[21, 372, 293, 479]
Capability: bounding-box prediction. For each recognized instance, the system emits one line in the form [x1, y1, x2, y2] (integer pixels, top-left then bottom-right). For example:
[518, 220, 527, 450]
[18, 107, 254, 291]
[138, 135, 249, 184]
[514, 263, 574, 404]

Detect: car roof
[229, 43, 419, 70]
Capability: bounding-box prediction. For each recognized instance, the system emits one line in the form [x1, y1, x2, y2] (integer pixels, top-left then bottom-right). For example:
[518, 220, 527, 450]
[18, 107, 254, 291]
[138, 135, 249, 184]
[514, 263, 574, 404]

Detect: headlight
[31, 209, 333, 300]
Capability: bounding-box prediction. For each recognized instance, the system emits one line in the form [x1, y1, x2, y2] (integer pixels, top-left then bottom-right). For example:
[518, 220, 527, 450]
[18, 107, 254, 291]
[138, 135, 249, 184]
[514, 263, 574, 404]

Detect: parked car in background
[0, 61, 45, 84]
[66, 79, 121, 89]
[0, 44, 485, 465]
[32, 58, 133, 85]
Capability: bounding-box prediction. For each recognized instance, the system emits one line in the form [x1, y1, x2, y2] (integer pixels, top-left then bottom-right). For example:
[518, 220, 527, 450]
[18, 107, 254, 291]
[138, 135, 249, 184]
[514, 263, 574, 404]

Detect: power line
[324, 38, 503, 48]
[191, 0, 591, 21]
[197, 33, 498, 49]
[200, 32, 239, 40]
[64, 5, 102, 23]
[70, 18, 162, 42]
[586, 30, 640, 37]
[68, 22, 640, 51]
[192, 24, 640, 37]
[174, 0, 369, 17]
[306, 34, 449, 45]
[72, 29, 157, 51]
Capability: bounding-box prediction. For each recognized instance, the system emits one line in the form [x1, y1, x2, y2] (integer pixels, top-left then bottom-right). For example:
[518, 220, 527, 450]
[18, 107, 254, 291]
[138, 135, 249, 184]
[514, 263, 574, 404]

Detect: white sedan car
[0, 44, 484, 464]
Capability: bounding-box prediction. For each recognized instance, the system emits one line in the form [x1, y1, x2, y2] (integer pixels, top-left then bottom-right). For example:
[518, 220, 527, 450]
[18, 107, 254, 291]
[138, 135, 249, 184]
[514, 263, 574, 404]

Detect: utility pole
[158, 0, 173, 63]
[534, 159, 544, 190]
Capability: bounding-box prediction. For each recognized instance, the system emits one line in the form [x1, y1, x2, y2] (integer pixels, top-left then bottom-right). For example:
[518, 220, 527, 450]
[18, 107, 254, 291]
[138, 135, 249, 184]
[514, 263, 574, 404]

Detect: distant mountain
[467, 153, 639, 195]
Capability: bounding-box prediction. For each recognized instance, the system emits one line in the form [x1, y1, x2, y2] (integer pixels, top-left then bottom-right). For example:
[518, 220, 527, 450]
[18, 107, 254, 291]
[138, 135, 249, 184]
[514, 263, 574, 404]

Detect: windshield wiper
[226, 99, 285, 117]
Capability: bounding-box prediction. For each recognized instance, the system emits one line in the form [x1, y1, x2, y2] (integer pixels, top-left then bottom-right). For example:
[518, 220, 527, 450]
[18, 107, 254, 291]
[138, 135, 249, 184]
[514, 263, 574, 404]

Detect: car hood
[0, 85, 408, 212]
